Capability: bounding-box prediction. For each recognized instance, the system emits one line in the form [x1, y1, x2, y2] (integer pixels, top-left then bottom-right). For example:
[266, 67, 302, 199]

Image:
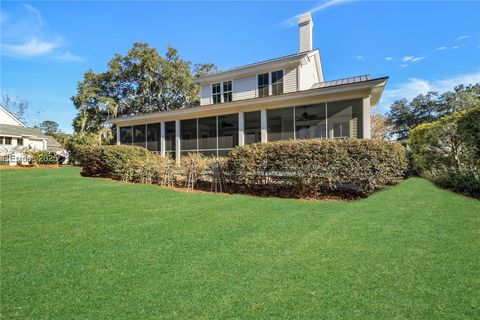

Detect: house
[0, 106, 54, 165]
[109, 12, 388, 164]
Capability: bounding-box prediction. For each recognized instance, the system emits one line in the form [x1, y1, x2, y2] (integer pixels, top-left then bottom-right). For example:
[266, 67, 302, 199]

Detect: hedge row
[409, 106, 480, 198]
[78, 139, 408, 198]
[226, 139, 407, 197]
[77, 145, 151, 177]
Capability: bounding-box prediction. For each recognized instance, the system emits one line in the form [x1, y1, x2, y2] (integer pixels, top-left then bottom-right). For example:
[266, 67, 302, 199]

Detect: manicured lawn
[1, 167, 479, 319]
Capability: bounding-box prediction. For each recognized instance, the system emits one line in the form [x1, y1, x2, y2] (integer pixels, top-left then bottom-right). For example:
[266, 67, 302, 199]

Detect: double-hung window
[257, 73, 269, 98]
[212, 83, 221, 104]
[271, 70, 284, 95]
[223, 81, 232, 102]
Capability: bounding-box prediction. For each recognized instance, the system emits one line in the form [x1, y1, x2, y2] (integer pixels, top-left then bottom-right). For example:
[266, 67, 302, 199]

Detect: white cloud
[378, 72, 480, 113]
[2, 38, 58, 57]
[281, 0, 354, 27]
[436, 46, 447, 51]
[354, 55, 364, 61]
[411, 56, 424, 62]
[452, 45, 460, 49]
[457, 35, 470, 40]
[385, 56, 394, 61]
[402, 56, 414, 62]
[1, 4, 83, 62]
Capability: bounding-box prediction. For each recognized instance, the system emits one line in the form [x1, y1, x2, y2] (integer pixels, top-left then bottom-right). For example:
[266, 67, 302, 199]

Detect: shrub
[227, 139, 407, 197]
[409, 106, 480, 198]
[77, 145, 151, 177]
[65, 133, 101, 163]
[27, 150, 59, 165]
[180, 153, 208, 189]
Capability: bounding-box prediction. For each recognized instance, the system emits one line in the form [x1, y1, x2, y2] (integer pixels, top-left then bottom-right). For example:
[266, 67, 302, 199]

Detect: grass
[1, 167, 479, 319]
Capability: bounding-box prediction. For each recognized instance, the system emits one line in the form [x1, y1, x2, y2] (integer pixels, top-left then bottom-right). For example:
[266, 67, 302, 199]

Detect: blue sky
[1, 0, 479, 133]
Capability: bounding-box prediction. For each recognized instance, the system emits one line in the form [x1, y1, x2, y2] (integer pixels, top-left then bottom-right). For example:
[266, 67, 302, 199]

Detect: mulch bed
[0, 164, 60, 170]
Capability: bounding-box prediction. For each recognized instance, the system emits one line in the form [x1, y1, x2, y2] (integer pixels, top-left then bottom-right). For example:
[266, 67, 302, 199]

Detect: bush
[65, 133, 101, 163]
[181, 153, 208, 189]
[226, 139, 407, 197]
[77, 145, 151, 177]
[409, 106, 480, 198]
[27, 150, 59, 165]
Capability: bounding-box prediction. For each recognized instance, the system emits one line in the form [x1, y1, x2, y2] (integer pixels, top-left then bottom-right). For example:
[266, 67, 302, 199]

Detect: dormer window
[257, 73, 269, 98]
[223, 81, 232, 102]
[271, 70, 284, 95]
[212, 83, 221, 104]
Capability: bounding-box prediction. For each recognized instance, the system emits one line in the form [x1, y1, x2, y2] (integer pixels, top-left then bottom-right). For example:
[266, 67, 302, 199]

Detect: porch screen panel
[180, 119, 197, 153]
[146, 123, 160, 151]
[244, 111, 261, 145]
[165, 121, 176, 159]
[133, 125, 146, 147]
[198, 116, 217, 152]
[218, 113, 238, 150]
[267, 107, 294, 141]
[295, 103, 326, 139]
[327, 99, 362, 139]
[120, 127, 133, 145]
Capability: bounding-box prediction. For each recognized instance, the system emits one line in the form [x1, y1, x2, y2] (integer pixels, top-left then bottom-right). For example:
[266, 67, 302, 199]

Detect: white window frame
[211, 82, 221, 104]
[222, 80, 233, 103]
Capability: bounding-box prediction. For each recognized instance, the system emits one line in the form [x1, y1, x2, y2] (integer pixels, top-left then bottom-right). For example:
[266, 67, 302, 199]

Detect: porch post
[175, 119, 181, 165]
[160, 122, 165, 157]
[116, 125, 120, 145]
[260, 109, 267, 142]
[362, 96, 371, 139]
[238, 112, 245, 146]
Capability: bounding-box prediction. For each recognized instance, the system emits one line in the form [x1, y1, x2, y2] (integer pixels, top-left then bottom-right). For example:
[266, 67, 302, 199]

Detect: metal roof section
[311, 75, 372, 89]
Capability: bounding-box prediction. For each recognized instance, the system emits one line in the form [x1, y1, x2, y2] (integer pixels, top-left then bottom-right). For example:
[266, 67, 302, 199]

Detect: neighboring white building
[109, 12, 388, 164]
[0, 106, 52, 165]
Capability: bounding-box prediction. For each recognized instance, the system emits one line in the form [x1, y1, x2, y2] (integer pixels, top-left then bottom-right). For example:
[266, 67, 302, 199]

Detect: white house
[0, 106, 52, 165]
[109, 12, 388, 164]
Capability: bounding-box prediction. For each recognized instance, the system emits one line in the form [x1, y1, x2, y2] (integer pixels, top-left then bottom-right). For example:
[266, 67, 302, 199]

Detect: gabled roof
[0, 123, 49, 140]
[0, 106, 27, 127]
[195, 49, 320, 84]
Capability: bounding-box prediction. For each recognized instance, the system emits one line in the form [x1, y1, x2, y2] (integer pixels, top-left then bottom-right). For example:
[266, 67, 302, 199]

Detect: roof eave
[108, 76, 388, 125]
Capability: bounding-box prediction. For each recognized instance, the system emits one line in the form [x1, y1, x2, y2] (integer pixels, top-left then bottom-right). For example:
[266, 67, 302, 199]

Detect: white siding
[200, 84, 211, 106]
[233, 76, 256, 101]
[298, 57, 319, 90]
[284, 67, 297, 93]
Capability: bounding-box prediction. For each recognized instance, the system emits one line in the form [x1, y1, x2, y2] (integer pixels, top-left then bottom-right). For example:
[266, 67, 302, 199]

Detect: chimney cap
[298, 12, 312, 25]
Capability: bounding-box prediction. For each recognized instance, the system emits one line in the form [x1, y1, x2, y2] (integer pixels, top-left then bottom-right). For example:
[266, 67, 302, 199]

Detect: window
[327, 99, 362, 138]
[146, 123, 160, 152]
[244, 111, 261, 144]
[223, 81, 232, 102]
[133, 125, 146, 147]
[218, 114, 238, 149]
[212, 83, 221, 104]
[4, 137, 11, 145]
[120, 127, 133, 144]
[267, 107, 294, 141]
[17, 138, 23, 146]
[295, 103, 326, 139]
[271, 70, 283, 95]
[198, 116, 217, 151]
[257, 73, 269, 98]
[180, 119, 197, 151]
[165, 121, 176, 158]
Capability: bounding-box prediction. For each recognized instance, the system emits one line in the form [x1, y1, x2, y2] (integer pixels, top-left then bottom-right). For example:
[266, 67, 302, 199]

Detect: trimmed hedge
[226, 139, 407, 197]
[409, 106, 480, 198]
[77, 145, 151, 177]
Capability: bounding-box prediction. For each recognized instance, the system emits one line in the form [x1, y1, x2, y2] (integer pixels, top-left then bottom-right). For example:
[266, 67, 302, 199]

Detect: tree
[387, 83, 479, 140]
[370, 114, 391, 140]
[72, 43, 217, 136]
[37, 120, 60, 135]
[1, 93, 29, 123]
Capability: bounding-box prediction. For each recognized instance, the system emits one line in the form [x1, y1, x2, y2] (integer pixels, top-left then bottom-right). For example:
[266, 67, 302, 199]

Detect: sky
[1, 0, 479, 133]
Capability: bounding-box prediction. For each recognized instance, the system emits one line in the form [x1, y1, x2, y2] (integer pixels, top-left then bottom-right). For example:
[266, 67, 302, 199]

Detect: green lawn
[1, 167, 479, 319]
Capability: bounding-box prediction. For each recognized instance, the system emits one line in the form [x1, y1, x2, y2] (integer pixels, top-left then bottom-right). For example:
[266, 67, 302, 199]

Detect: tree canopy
[72, 43, 217, 135]
[37, 120, 60, 135]
[387, 84, 479, 141]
